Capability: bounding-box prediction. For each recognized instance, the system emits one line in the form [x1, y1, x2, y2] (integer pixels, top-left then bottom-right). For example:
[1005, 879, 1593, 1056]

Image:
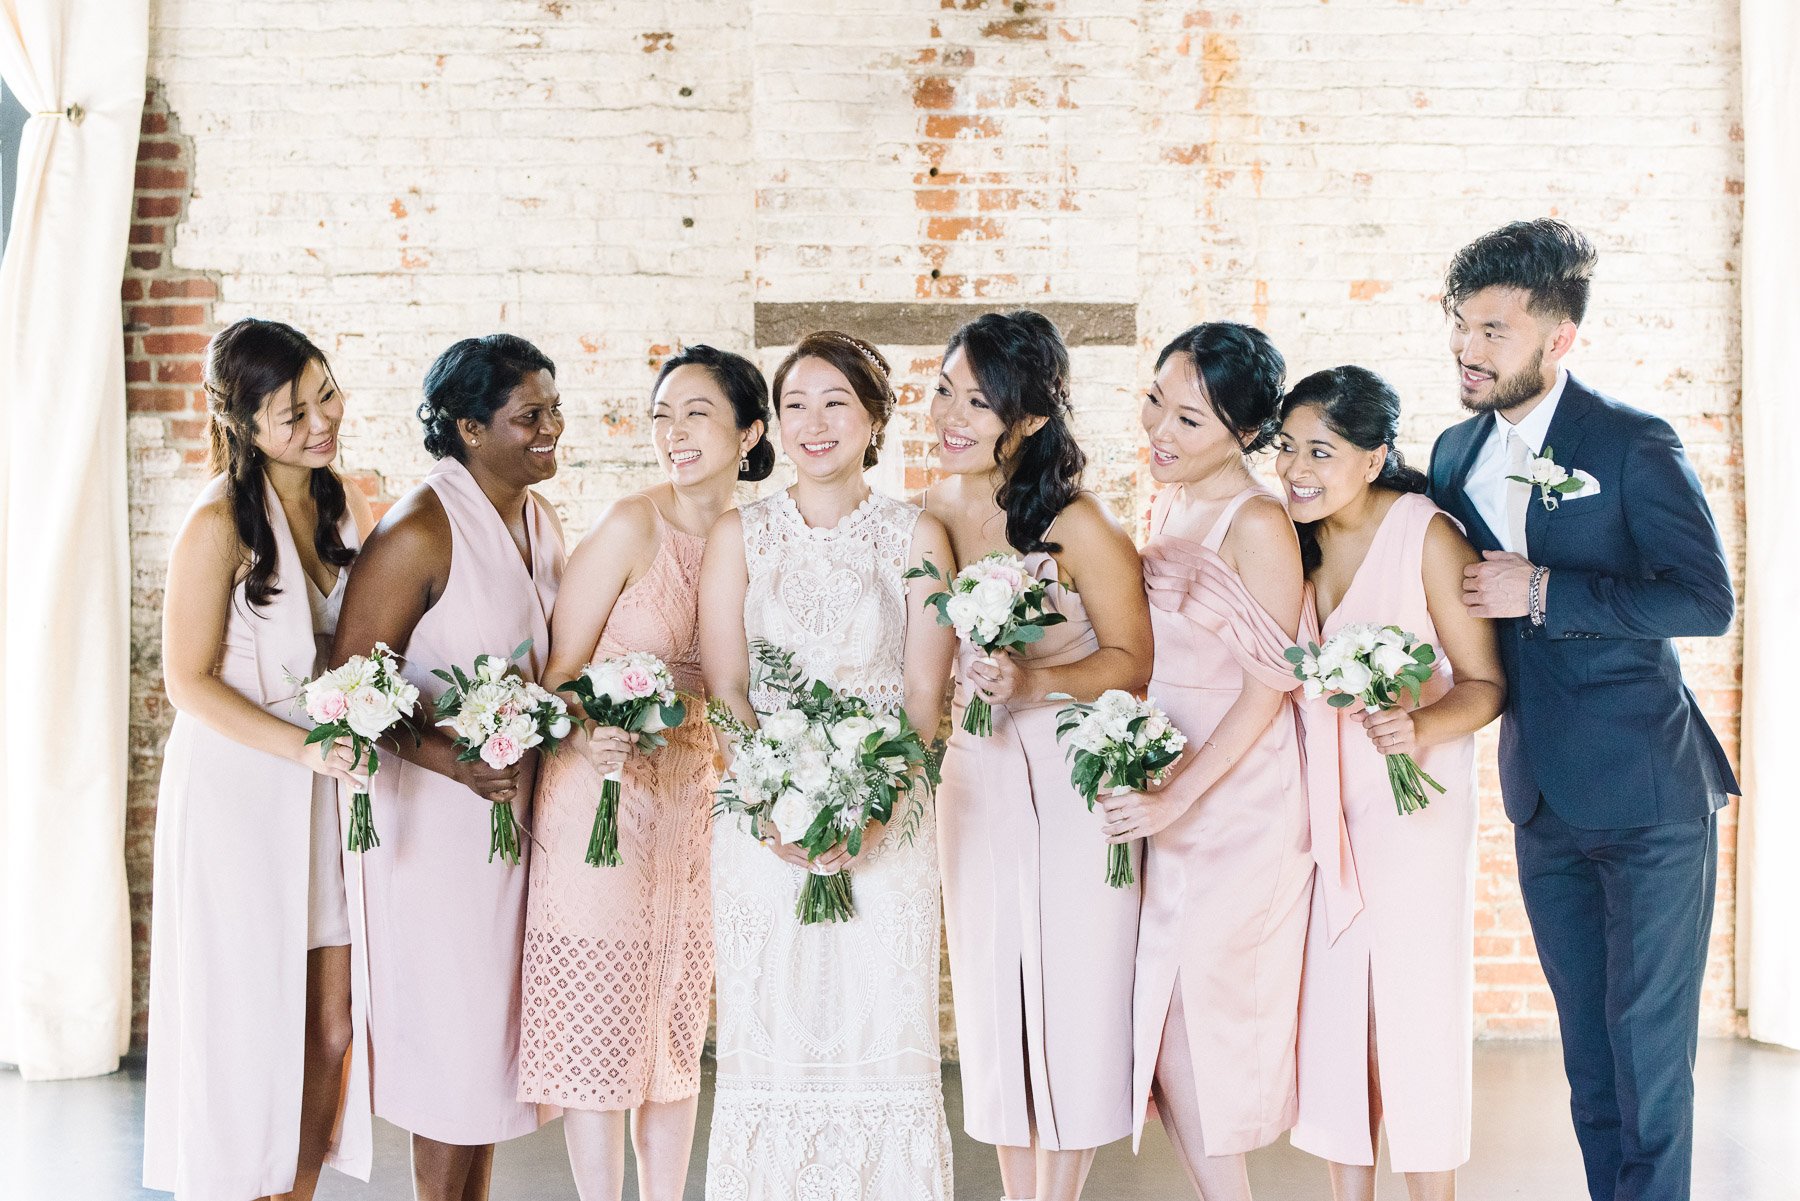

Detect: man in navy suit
[1427, 219, 1736, 1201]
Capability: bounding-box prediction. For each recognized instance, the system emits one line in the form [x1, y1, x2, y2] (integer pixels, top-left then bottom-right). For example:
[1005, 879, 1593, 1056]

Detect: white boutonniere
[1507, 445, 1599, 511]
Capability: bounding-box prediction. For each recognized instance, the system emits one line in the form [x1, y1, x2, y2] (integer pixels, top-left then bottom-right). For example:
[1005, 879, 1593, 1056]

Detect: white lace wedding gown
[706, 489, 954, 1201]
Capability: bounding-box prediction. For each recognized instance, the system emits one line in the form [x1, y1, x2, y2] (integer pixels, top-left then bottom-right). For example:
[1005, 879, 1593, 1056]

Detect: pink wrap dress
[1130, 485, 1312, 1154]
[144, 475, 372, 1199]
[938, 551, 1141, 1152]
[348, 455, 562, 1146]
[1290, 491, 1478, 1173]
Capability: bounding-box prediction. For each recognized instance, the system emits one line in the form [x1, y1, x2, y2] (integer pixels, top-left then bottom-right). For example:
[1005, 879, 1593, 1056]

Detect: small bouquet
[300, 642, 421, 852]
[905, 551, 1065, 737]
[1506, 444, 1587, 511]
[434, 643, 572, 864]
[1053, 690, 1187, 888]
[1286, 623, 1445, 815]
[559, 651, 687, 867]
[709, 641, 933, 924]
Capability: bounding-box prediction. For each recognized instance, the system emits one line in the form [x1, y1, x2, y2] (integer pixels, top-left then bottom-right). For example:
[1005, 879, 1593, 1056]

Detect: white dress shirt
[1464, 367, 1568, 556]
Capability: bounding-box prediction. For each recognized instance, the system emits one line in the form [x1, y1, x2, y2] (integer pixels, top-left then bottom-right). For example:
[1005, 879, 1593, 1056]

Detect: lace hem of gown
[705, 1076, 954, 1201]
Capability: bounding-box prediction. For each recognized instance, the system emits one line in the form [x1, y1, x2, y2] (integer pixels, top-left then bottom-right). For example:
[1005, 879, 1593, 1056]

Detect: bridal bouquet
[905, 551, 1065, 736]
[300, 642, 420, 853]
[559, 651, 687, 867]
[1053, 690, 1187, 888]
[1285, 623, 1445, 815]
[709, 641, 932, 924]
[434, 644, 573, 865]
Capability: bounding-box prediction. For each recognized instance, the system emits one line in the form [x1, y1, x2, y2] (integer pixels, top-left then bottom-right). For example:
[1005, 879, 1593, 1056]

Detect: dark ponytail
[203, 318, 356, 609]
[1279, 365, 1426, 573]
[1154, 322, 1287, 453]
[655, 344, 774, 482]
[943, 309, 1084, 554]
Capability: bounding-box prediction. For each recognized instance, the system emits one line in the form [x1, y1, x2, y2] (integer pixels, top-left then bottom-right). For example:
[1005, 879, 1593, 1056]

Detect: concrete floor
[2, 1040, 1796, 1199]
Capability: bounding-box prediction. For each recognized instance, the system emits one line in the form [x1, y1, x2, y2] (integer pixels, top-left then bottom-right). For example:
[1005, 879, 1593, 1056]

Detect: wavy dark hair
[1279, 365, 1427, 573]
[203, 318, 356, 609]
[944, 309, 1084, 554]
[418, 334, 556, 460]
[1153, 322, 1287, 453]
[770, 331, 894, 470]
[1442, 217, 1597, 326]
[654, 344, 774, 482]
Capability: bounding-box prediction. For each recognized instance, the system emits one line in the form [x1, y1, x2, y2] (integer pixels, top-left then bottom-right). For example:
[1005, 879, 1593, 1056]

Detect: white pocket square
[1563, 469, 1601, 500]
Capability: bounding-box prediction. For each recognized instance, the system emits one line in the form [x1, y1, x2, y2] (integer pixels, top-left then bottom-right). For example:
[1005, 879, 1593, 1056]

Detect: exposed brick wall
[128, 0, 1744, 1049]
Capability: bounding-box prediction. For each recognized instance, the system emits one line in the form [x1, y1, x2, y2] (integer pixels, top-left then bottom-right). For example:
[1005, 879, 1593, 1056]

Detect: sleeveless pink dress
[518, 510, 716, 1110]
[347, 456, 562, 1146]
[938, 549, 1140, 1152]
[1290, 491, 1478, 1173]
[1130, 485, 1311, 1154]
[144, 475, 372, 1200]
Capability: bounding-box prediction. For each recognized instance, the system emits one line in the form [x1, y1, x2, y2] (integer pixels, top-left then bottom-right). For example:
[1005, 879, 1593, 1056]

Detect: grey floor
[2, 1040, 1796, 1200]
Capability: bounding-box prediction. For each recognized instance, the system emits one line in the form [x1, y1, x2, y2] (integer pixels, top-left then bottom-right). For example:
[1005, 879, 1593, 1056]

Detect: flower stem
[1107, 841, 1136, 889]
[489, 801, 521, 865]
[345, 790, 380, 853]
[962, 696, 993, 737]
[585, 775, 622, 867]
[795, 869, 856, 924]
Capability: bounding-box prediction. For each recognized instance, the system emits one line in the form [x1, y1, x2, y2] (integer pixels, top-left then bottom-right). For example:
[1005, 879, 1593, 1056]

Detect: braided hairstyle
[1279, 365, 1427, 573]
[1153, 322, 1287, 452]
[203, 318, 356, 609]
[943, 309, 1084, 554]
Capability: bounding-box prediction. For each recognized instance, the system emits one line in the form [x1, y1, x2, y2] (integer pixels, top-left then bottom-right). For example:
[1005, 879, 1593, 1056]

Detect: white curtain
[0, 0, 145, 1078]
[1737, 0, 1800, 1050]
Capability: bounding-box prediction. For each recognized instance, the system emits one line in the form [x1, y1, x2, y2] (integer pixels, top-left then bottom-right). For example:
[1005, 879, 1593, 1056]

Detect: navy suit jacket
[1426, 375, 1738, 829]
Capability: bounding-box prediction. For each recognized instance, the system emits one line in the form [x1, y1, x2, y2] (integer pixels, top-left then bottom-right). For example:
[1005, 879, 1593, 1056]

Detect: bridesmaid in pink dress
[1273, 367, 1504, 1201]
[145, 319, 375, 1201]
[518, 347, 770, 1201]
[927, 311, 1155, 1201]
[331, 335, 566, 1201]
[1095, 324, 1309, 1201]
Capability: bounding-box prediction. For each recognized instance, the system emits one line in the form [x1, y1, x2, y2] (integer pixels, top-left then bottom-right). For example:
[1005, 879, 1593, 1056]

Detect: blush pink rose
[481, 732, 522, 769]
[619, 666, 657, 699]
[307, 688, 349, 724]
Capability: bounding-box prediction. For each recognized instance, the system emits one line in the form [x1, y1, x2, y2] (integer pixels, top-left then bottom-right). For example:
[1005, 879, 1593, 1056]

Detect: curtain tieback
[33, 103, 85, 124]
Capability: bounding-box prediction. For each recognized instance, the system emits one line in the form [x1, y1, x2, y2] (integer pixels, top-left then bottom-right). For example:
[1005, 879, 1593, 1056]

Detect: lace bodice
[740, 489, 918, 715]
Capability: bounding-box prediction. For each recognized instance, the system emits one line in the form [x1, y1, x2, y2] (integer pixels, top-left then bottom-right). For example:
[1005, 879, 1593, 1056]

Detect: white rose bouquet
[433, 643, 573, 865]
[1285, 623, 1445, 815]
[1052, 689, 1187, 888]
[559, 651, 687, 867]
[709, 641, 934, 924]
[299, 641, 421, 853]
[905, 551, 1066, 737]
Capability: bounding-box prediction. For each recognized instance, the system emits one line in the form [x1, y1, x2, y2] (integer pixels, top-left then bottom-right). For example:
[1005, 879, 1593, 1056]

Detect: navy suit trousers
[1514, 802, 1717, 1201]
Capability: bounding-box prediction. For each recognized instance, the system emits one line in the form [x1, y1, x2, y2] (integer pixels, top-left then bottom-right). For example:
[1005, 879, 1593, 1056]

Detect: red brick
[126, 360, 151, 383]
[131, 250, 163, 270]
[127, 386, 191, 413]
[131, 304, 207, 328]
[141, 332, 212, 356]
[134, 165, 188, 191]
[149, 278, 217, 300]
[136, 195, 183, 219]
[136, 139, 182, 162]
[156, 360, 204, 385]
[130, 224, 165, 247]
[120, 278, 144, 302]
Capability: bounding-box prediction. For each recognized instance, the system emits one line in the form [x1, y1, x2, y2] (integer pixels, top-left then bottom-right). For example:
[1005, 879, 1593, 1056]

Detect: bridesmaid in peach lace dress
[519, 347, 771, 1201]
[1096, 325, 1310, 1201]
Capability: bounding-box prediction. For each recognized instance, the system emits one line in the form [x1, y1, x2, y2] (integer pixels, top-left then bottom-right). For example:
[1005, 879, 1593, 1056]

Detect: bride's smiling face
[777, 355, 875, 483]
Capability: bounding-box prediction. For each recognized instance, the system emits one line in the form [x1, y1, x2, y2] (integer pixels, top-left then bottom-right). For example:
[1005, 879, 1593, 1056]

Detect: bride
[698, 330, 958, 1200]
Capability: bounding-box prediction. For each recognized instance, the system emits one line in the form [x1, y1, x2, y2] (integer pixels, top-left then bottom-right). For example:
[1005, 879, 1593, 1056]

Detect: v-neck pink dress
[347, 456, 563, 1147]
[1130, 485, 1312, 1155]
[1290, 490, 1478, 1173]
[938, 548, 1141, 1153]
[518, 507, 716, 1111]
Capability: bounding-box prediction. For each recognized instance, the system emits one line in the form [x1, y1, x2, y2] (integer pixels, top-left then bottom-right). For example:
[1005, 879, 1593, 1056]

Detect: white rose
[944, 593, 983, 640]
[761, 709, 809, 743]
[583, 661, 627, 703]
[345, 685, 399, 739]
[829, 715, 878, 752]
[548, 714, 572, 740]
[1370, 643, 1415, 680]
[790, 747, 833, 793]
[769, 790, 818, 842]
[969, 577, 1016, 623]
[1528, 456, 1568, 487]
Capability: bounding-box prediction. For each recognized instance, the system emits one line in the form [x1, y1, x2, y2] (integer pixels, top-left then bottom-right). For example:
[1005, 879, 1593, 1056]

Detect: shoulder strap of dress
[1200, 485, 1270, 553]
[1395, 492, 1441, 590]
